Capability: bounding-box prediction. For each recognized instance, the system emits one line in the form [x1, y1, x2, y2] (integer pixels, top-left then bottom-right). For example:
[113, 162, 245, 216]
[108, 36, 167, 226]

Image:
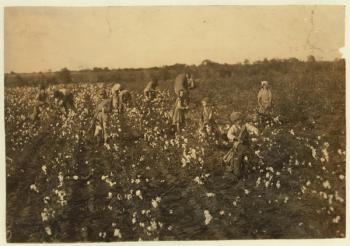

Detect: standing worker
[172, 89, 189, 133]
[257, 80, 273, 124]
[90, 83, 121, 144]
[53, 87, 76, 115]
[29, 84, 49, 121]
[118, 89, 132, 114]
[174, 73, 191, 104]
[223, 112, 259, 178]
[143, 79, 158, 101]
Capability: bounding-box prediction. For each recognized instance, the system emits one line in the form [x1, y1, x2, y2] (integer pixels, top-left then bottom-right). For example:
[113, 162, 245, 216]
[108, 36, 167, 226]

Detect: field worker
[143, 79, 158, 101]
[226, 112, 242, 145]
[118, 89, 133, 113]
[199, 97, 217, 136]
[99, 88, 108, 100]
[111, 83, 122, 110]
[29, 84, 49, 121]
[90, 96, 114, 144]
[174, 73, 190, 104]
[53, 88, 76, 115]
[172, 89, 189, 133]
[187, 74, 196, 89]
[257, 80, 273, 122]
[224, 112, 259, 178]
[244, 113, 260, 137]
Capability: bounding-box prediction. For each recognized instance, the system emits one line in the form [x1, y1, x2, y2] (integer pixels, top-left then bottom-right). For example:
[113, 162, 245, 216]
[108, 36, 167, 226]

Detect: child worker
[90, 83, 122, 145]
[198, 97, 218, 141]
[223, 111, 259, 179]
[143, 78, 158, 101]
[29, 84, 49, 121]
[257, 80, 273, 125]
[172, 89, 189, 133]
[52, 87, 76, 115]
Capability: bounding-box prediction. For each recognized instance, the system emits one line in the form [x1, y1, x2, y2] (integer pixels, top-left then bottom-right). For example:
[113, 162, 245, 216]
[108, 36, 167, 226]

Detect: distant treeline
[4, 57, 345, 87]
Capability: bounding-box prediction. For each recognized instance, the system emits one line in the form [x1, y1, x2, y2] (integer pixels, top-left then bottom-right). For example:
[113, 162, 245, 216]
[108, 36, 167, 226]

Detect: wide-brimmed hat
[230, 111, 242, 122]
[261, 81, 269, 87]
[111, 83, 122, 94]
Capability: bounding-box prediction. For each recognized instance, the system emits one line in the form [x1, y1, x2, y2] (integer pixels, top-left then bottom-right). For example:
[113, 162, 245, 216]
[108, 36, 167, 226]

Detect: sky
[4, 6, 345, 73]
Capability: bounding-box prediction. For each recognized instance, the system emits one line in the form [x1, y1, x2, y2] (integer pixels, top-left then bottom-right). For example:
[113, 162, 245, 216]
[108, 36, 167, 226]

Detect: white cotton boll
[41, 210, 49, 222]
[41, 165, 47, 175]
[206, 193, 215, 197]
[322, 180, 331, 189]
[152, 199, 158, 209]
[135, 190, 143, 199]
[194, 177, 204, 185]
[113, 228, 122, 238]
[181, 158, 187, 167]
[339, 175, 345, 180]
[204, 210, 213, 225]
[276, 180, 281, 189]
[30, 184, 39, 193]
[256, 177, 261, 187]
[45, 226, 52, 236]
[244, 189, 250, 195]
[73, 175, 79, 180]
[107, 192, 113, 199]
[322, 148, 329, 162]
[335, 191, 344, 203]
[332, 216, 341, 224]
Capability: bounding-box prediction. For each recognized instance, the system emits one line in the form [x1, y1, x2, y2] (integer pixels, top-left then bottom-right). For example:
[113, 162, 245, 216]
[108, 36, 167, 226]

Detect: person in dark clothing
[143, 79, 158, 101]
[223, 112, 259, 178]
[29, 85, 49, 121]
[53, 88, 76, 115]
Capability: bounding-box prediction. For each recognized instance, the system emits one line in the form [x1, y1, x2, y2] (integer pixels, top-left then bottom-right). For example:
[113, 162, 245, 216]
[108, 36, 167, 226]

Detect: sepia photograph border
[0, 0, 349, 245]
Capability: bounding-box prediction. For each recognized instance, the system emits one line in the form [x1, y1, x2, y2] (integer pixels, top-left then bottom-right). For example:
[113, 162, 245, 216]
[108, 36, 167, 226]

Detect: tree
[58, 68, 72, 83]
[243, 59, 250, 65]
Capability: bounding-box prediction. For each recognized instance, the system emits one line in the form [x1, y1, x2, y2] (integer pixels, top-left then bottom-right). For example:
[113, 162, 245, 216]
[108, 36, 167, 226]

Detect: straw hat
[111, 83, 122, 94]
[261, 81, 269, 87]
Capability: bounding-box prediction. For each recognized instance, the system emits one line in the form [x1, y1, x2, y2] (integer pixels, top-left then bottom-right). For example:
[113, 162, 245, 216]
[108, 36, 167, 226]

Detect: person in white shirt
[257, 80, 273, 124]
[224, 112, 259, 178]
